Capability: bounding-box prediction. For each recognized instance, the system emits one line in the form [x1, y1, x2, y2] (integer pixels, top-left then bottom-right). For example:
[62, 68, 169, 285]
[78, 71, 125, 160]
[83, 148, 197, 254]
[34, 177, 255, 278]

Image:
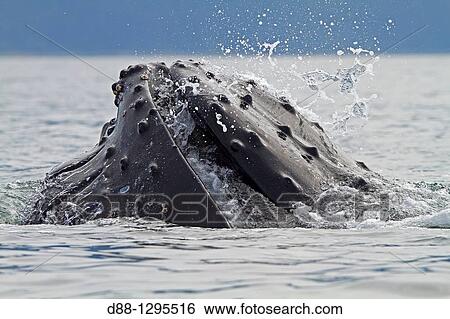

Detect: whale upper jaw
[28, 60, 371, 228]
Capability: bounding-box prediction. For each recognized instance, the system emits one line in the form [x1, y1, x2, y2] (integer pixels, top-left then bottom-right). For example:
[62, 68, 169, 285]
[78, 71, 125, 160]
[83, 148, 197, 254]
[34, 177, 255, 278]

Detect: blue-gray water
[0, 55, 449, 298]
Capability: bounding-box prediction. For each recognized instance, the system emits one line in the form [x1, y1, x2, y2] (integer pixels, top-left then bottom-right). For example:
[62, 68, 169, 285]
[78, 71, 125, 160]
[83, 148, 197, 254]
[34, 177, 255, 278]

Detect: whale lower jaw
[28, 60, 372, 228]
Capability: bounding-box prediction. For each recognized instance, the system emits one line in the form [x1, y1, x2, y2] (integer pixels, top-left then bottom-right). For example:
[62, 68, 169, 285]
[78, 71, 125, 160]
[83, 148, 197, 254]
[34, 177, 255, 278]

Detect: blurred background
[0, 0, 449, 56]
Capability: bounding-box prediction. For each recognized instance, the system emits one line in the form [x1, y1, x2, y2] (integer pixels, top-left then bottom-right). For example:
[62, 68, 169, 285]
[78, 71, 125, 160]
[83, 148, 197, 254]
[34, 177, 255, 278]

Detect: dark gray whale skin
[29, 60, 371, 227]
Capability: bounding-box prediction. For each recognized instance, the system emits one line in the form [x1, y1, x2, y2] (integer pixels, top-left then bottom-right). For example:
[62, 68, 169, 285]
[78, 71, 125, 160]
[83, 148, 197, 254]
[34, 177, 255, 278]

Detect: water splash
[205, 3, 391, 137]
[0, 180, 41, 224]
[261, 40, 280, 65]
[290, 49, 379, 135]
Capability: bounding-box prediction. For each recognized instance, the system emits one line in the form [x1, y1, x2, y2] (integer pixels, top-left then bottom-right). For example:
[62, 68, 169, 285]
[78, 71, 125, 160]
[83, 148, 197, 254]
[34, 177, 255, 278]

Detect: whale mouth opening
[150, 75, 275, 226]
[141, 60, 353, 228]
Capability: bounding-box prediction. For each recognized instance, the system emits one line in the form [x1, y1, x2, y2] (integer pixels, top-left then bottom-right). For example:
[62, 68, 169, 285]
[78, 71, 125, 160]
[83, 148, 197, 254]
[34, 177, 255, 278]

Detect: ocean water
[0, 55, 449, 298]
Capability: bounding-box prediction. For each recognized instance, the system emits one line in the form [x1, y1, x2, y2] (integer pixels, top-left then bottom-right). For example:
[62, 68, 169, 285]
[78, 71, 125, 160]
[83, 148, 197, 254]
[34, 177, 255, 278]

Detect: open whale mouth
[27, 60, 373, 228]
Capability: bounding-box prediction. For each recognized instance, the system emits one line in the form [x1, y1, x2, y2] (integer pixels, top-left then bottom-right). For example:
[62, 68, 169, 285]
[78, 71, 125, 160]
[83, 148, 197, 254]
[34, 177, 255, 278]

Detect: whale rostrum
[29, 60, 375, 228]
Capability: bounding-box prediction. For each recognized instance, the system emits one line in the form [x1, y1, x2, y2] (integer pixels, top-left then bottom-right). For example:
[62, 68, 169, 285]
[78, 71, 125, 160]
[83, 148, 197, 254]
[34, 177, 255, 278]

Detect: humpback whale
[28, 60, 376, 228]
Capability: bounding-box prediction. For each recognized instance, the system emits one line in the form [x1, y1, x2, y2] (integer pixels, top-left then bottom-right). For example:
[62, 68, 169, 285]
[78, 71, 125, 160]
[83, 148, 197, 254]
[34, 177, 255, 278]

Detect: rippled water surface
[0, 55, 449, 298]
